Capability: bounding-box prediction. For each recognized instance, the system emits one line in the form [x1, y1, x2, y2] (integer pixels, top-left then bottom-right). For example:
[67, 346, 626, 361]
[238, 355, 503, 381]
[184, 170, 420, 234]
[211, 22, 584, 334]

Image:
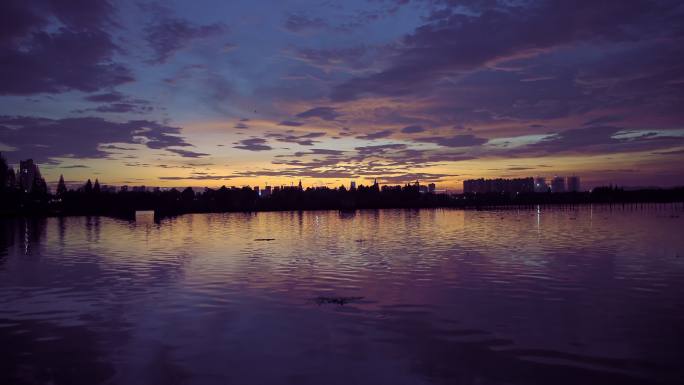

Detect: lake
[1, 206, 683, 385]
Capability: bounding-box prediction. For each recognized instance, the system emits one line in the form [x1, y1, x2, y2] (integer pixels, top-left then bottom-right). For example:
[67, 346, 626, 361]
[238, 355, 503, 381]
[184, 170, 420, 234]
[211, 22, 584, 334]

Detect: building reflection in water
[0, 218, 47, 258]
[22, 218, 46, 256]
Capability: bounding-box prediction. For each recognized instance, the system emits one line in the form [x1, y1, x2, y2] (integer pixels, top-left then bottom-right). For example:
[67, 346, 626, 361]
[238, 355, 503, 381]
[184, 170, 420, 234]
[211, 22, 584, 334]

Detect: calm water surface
[1, 207, 683, 385]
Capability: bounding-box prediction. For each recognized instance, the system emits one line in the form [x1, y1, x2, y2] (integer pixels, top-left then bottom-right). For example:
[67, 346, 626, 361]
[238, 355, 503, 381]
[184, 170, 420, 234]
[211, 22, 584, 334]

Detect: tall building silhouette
[463, 178, 534, 194]
[567, 176, 581, 192]
[551, 176, 566, 193]
[19, 159, 45, 193]
[534, 177, 548, 193]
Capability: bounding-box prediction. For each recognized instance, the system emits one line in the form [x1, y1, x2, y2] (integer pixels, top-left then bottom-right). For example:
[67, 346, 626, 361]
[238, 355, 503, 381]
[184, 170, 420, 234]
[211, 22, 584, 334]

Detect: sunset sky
[1, 0, 683, 191]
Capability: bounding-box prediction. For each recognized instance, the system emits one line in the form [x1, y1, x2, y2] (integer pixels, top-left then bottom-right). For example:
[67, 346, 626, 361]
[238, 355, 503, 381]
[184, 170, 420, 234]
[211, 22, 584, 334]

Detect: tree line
[1, 154, 683, 218]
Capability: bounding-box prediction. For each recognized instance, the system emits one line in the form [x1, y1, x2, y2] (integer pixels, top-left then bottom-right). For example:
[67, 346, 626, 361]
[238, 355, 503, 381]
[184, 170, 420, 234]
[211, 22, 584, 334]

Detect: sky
[1, 0, 683, 191]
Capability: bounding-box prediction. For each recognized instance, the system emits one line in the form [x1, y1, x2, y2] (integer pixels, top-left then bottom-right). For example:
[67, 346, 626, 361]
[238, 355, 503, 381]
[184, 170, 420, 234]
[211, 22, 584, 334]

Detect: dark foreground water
[1, 206, 683, 385]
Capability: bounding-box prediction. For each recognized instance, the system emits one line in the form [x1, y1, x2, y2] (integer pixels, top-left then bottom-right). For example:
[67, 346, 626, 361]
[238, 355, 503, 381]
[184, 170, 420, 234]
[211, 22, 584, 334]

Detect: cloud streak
[233, 138, 273, 151]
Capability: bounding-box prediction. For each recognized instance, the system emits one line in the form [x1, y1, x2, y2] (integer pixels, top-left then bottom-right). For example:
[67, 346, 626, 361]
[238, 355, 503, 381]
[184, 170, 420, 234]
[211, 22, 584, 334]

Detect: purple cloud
[401, 125, 425, 134]
[233, 138, 273, 151]
[166, 148, 209, 158]
[278, 121, 304, 127]
[331, 1, 683, 101]
[84, 92, 125, 103]
[521, 126, 684, 155]
[354, 143, 406, 156]
[0, 1, 134, 95]
[416, 134, 488, 147]
[78, 92, 154, 114]
[296, 107, 341, 121]
[0, 115, 195, 163]
[0, 29, 133, 95]
[266, 131, 326, 146]
[291, 148, 346, 157]
[86, 103, 152, 114]
[356, 130, 394, 140]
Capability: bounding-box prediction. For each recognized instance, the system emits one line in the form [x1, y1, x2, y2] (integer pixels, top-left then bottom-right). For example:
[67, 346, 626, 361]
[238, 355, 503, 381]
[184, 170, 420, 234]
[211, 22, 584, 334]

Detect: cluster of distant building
[255, 180, 438, 197]
[536, 176, 581, 193]
[253, 180, 303, 197]
[463, 176, 581, 194]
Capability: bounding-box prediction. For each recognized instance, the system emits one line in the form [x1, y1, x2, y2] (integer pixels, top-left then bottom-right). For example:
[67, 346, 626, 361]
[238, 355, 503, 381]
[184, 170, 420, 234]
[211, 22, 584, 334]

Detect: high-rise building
[262, 185, 272, 197]
[419, 185, 428, 193]
[463, 178, 485, 193]
[534, 177, 548, 193]
[350, 181, 356, 190]
[428, 183, 436, 193]
[19, 159, 44, 193]
[551, 176, 566, 193]
[253, 186, 260, 196]
[567, 176, 581, 192]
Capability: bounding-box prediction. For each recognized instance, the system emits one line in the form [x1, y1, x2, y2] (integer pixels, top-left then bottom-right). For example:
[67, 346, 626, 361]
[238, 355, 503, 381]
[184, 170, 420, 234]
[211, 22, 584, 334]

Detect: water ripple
[0, 206, 683, 384]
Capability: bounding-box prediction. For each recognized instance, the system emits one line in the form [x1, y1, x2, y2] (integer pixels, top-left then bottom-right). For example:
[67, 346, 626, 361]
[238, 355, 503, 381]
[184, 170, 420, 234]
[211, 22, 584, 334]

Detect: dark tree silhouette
[83, 179, 93, 194]
[56, 175, 67, 196]
[0, 153, 8, 192]
[181, 187, 194, 201]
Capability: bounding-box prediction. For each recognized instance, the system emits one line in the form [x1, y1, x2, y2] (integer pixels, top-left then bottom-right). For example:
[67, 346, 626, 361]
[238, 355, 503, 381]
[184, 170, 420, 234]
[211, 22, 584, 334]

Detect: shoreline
[2, 200, 682, 221]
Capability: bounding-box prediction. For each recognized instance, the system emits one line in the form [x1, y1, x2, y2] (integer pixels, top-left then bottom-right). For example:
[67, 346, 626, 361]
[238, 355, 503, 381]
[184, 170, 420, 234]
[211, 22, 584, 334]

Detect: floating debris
[354, 239, 366, 242]
[314, 296, 364, 306]
[254, 238, 275, 241]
